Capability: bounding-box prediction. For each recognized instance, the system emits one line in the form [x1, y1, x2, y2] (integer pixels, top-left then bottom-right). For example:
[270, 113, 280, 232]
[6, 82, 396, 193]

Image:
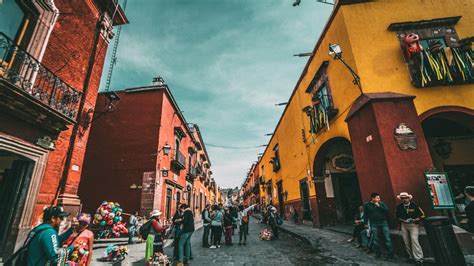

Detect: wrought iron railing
[171, 149, 186, 169]
[0, 33, 81, 120]
[187, 165, 197, 178]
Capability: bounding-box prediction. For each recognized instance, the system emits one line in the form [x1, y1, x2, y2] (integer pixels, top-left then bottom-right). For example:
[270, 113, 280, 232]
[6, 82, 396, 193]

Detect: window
[389, 16, 473, 88]
[304, 61, 338, 134]
[272, 144, 281, 172]
[0, 0, 26, 43]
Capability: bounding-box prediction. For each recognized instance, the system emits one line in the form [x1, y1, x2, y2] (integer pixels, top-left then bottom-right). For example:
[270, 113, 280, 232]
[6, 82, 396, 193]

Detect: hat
[397, 192, 413, 200]
[150, 210, 162, 217]
[77, 213, 91, 224]
[44, 206, 70, 218]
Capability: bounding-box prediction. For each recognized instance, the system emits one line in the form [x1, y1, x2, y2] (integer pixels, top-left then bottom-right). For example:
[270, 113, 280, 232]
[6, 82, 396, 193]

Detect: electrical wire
[205, 143, 266, 149]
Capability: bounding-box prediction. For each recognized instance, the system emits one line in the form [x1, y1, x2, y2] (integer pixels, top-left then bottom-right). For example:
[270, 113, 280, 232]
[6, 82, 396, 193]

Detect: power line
[204, 143, 267, 150]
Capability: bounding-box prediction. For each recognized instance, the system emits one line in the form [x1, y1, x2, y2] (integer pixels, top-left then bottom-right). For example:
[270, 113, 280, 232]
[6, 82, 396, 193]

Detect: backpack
[242, 215, 249, 224]
[4, 227, 49, 266]
[139, 220, 153, 239]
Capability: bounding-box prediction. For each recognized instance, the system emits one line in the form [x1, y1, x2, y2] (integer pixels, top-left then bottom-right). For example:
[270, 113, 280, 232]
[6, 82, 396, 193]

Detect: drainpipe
[51, 13, 105, 207]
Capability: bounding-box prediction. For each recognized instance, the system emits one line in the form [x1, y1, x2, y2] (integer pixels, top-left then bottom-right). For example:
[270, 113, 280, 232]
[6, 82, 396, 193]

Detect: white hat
[397, 192, 413, 200]
[150, 210, 162, 217]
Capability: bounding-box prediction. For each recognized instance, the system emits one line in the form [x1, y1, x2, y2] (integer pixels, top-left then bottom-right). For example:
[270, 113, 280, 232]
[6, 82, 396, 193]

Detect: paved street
[92, 217, 335, 265]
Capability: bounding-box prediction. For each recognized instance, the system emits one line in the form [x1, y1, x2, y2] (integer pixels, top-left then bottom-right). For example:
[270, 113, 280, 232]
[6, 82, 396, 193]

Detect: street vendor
[62, 213, 95, 266]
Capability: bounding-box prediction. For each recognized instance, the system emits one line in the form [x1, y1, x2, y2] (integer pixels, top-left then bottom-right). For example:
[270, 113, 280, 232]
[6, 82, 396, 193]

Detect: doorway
[299, 180, 312, 221]
[165, 188, 172, 220]
[277, 181, 284, 217]
[332, 173, 362, 224]
[0, 150, 34, 255]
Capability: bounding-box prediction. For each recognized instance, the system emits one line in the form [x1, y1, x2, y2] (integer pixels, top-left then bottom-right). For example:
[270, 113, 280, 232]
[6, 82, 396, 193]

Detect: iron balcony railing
[187, 165, 197, 179]
[0, 33, 81, 120]
[171, 149, 186, 170]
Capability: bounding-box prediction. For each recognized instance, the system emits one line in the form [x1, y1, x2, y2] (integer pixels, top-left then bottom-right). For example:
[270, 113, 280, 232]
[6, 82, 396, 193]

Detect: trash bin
[423, 216, 466, 266]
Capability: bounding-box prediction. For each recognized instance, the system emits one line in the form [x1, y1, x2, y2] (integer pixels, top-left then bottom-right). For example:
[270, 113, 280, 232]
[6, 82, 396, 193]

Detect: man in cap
[26, 206, 73, 265]
[395, 192, 425, 264]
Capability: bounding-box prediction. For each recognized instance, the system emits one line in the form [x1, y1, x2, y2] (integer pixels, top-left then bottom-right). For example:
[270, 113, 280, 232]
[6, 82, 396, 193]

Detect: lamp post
[328, 43, 363, 94]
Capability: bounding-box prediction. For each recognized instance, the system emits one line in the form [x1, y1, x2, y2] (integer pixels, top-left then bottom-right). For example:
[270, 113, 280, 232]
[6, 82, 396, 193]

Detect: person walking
[348, 205, 365, 247]
[128, 211, 139, 244]
[171, 206, 184, 260]
[178, 204, 194, 265]
[238, 204, 256, 245]
[23, 206, 73, 266]
[223, 208, 234, 245]
[62, 213, 94, 266]
[210, 205, 223, 248]
[364, 193, 394, 259]
[201, 204, 211, 247]
[395, 192, 425, 264]
[230, 206, 238, 235]
[268, 205, 279, 240]
[145, 210, 168, 260]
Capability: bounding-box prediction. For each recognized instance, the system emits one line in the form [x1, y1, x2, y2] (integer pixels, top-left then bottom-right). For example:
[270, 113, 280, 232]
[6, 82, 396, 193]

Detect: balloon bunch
[104, 244, 128, 261]
[259, 228, 273, 241]
[93, 201, 124, 227]
[147, 252, 171, 266]
[112, 221, 129, 237]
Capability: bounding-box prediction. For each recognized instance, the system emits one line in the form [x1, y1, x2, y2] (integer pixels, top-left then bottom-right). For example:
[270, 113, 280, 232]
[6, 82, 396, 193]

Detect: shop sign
[331, 153, 355, 171]
[424, 172, 455, 209]
[394, 123, 417, 150]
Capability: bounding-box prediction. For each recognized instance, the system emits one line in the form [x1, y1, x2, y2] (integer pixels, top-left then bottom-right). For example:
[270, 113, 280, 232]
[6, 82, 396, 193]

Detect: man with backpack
[6, 206, 73, 266]
[238, 204, 256, 245]
[201, 204, 211, 247]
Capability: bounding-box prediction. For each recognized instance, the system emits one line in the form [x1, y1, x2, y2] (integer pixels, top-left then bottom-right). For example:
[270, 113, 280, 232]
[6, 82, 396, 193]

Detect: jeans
[401, 223, 423, 261]
[211, 225, 222, 246]
[128, 226, 136, 243]
[353, 224, 365, 244]
[202, 224, 210, 247]
[360, 228, 372, 249]
[178, 231, 193, 262]
[371, 222, 393, 256]
[239, 223, 249, 243]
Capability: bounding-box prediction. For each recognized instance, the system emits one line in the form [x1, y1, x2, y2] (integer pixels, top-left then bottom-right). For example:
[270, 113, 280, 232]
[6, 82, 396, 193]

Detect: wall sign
[394, 123, 417, 150]
[424, 172, 455, 209]
[331, 153, 355, 171]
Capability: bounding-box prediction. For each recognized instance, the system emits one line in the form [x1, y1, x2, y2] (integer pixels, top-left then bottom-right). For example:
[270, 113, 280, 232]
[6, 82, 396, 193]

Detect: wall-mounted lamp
[433, 139, 452, 159]
[283, 190, 288, 201]
[130, 183, 138, 189]
[151, 143, 171, 157]
[328, 43, 363, 94]
[81, 91, 121, 130]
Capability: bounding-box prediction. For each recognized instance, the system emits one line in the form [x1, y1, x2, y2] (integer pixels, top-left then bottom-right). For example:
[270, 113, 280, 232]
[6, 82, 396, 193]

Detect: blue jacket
[26, 223, 73, 265]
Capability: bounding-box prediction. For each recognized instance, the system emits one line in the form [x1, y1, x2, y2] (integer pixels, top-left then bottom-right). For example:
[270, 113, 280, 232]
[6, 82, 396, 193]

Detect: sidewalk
[252, 213, 474, 265]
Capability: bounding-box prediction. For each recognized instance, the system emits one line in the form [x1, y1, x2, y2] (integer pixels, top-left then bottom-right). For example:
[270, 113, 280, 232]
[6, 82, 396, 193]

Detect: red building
[0, 0, 127, 259]
[79, 79, 214, 220]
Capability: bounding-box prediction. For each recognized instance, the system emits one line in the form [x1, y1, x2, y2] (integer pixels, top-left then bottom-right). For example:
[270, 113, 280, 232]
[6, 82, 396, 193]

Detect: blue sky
[101, 0, 332, 188]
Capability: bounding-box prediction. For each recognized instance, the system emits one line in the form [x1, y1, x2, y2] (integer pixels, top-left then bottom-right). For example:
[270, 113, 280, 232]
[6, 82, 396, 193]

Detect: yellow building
[252, 0, 473, 227]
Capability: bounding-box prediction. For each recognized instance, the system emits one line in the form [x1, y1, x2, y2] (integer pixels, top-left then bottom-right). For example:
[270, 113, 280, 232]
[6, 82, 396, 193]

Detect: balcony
[0, 33, 82, 134]
[186, 165, 197, 180]
[171, 150, 186, 170]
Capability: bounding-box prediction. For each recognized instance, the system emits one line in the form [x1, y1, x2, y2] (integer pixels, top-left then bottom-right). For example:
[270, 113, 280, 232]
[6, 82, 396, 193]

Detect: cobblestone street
[92, 217, 335, 265]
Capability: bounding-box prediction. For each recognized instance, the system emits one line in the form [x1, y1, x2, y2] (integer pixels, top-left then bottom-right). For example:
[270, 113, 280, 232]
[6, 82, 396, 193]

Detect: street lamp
[328, 43, 363, 94]
[81, 91, 121, 130]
